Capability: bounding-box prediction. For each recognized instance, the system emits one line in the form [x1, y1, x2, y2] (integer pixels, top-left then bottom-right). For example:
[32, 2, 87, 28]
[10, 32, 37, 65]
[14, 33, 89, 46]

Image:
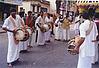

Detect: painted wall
[18, 2, 31, 14]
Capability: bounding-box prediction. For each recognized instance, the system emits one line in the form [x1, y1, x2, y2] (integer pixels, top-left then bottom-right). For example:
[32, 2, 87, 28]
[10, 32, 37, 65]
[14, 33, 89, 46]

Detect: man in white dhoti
[35, 12, 45, 46]
[74, 12, 98, 68]
[44, 13, 52, 42]
[54, 17, 59, 40]
[54, 15, 63, 41]
[61, 16, 71, 41]
[2, 8, 21, 67]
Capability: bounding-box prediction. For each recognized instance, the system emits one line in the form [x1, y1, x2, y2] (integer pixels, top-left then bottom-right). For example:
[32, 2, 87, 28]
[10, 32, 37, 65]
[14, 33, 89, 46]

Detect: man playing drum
[2, 8, 21, 67]
[74, 12, 98, 68]
[44, 13, 52, 42]
[35, 12, 45, 46]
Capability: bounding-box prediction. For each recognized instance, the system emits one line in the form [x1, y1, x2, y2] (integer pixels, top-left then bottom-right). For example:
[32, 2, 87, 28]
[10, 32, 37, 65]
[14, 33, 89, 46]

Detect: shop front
[0, 2, 17, 21]
[0, 0, 22, 22]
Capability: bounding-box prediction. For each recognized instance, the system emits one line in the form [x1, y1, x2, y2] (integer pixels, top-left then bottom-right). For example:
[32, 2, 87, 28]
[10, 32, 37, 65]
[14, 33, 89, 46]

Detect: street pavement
[0, 32, 99, 68]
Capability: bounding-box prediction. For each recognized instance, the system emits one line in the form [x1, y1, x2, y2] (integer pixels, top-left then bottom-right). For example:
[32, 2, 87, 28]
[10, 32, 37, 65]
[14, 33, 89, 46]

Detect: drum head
[43, 24, 49, 31]
[21, 30, 29, 41]
[15, 29, 25, 41]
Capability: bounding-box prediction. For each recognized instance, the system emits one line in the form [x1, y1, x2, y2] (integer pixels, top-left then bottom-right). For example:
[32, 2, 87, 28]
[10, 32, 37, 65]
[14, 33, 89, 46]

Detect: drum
[14, 29, 29, 41]
[67, 36, 81, 55]
[43, 24, 50, 31]
[67, 39, 77, 55]
[40, 24, 50, 33]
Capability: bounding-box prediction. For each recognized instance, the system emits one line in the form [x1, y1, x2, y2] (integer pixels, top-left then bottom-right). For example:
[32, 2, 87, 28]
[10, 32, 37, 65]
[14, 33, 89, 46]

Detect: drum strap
[40, 17, 45, 25]
[86, 21, 93, 36]
[35, 30, 38, 42]
[9, 16, 19, 44]
[9, 16, 17, 28]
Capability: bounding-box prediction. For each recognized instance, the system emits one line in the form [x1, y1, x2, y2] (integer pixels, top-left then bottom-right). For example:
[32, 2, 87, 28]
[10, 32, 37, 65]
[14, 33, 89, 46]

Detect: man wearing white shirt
[35, 12, 45, 46]
[74, 12, 98, 68]
[44, 13, 52, 42]
[54, 15, 63, 41]
[2, 8, 22, 67]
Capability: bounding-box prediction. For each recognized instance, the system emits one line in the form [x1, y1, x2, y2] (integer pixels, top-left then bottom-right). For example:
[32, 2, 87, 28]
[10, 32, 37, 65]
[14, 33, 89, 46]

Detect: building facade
[0, 0, 22, 21]
[18, 0, 50, 14]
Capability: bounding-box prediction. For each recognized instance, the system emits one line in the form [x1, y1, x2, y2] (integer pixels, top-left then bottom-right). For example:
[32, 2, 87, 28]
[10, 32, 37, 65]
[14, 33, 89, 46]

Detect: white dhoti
[92, 43, 98, 64]
[45, 30, 51, 41]
[61, 28, 66, 40]
[62, 29, 70, 41]
[7, 33, 19, 63]
[54, 27, 59, 40]
[19, 40, 28, 51]
[36, 29, 45, 45]
[58, 28, 63, 40]
[54, 27, 62, 40]
[77, 56, 92, 68]
[31, 32, 36, 46]
[66, 28, 70, 40]
[28, 33, 33, 46]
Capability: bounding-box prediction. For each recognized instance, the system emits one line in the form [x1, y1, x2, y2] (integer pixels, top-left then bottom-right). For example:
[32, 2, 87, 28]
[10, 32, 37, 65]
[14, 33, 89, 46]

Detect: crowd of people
[2, 6, 99, 68]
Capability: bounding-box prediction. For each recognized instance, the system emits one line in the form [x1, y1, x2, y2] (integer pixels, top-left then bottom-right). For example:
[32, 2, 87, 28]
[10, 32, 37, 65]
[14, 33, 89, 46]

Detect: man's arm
[73, 37, 85, 53]
[35, 17, 41, 28]
[36, 23, 41, 28]
[2, 27, 14, 33]
[75, 37, 85, 48]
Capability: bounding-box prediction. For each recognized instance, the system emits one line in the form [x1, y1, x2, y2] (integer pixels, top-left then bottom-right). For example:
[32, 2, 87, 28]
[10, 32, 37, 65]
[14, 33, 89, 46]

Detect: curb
[0, 31, 6, 34]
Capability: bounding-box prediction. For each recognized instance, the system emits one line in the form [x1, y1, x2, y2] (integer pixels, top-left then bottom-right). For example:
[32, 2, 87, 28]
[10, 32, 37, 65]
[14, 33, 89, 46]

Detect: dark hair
[47, 13, 50, 16]
[88, 7, 95, 18]
[40, 11, 43, 14]
[50, 14, 53, 17]
[94, 13, 99, 19]
[82, 12, 90, 19]
[28, 11, 32, 14]
[10, 8, 16, 13]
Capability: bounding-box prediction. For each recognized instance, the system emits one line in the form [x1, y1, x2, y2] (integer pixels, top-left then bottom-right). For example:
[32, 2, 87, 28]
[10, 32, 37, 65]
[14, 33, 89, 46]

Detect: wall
[18, 2, 31, 14]
[40, 2, 50, 13]
[18, 1, 50, 14]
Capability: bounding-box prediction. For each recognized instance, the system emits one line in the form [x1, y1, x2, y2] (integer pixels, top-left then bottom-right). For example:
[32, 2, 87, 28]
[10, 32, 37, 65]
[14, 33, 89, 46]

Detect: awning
[0, 0, 22, 6]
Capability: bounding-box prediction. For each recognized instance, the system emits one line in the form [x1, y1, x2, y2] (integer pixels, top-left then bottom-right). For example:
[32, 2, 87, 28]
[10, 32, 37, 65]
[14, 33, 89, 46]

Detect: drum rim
[14, 28, 25, 41]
